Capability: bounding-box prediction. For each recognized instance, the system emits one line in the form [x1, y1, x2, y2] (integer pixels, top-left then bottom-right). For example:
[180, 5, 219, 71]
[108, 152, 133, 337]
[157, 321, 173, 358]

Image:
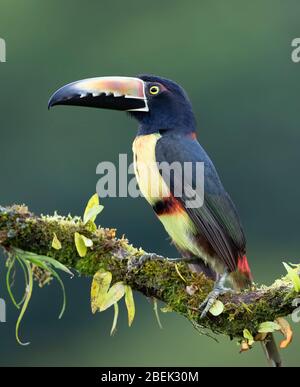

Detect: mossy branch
[0, 204, 298, 340]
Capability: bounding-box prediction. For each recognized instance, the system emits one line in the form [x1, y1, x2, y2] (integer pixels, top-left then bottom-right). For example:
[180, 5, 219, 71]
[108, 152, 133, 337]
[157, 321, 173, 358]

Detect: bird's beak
[48, 76, 148, 112]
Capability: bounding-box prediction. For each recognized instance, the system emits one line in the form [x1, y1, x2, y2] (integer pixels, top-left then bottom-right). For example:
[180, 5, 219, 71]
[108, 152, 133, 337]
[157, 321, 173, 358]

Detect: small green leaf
[15, 259, 33, 346]
[258, 321, 281, 333]
[6, 257, 20, 309]
[209, 300, 224, 316]
[81, 234, 93, 248]
[110, 303, 119, 336]
[47, 267, 67, 319]
[38, 256, 73, 277]
[84, 205, 104, 225]
[74, 232, 87, 257]
[6, 255, 31, 309]
[15, 257, 29, 307]
[84, 193, 99, 212]
[83, 193, 103, 224]
[90, 271, 112, 313]
[125, 285, 135, 327]
[13, 249, 71, 319]
[51, 233, 62, 250]
[153, 298, 163, 329]
[243, 329, 254, 345]
[99, 282, 125, 311]
[15, 249, 73, 277]
[283, 262, 300, 292]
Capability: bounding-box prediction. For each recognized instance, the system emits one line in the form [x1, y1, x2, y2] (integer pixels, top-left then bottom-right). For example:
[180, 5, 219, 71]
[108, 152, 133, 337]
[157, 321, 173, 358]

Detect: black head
[131, 74, 196, 136]
[48, 74, 197, 136]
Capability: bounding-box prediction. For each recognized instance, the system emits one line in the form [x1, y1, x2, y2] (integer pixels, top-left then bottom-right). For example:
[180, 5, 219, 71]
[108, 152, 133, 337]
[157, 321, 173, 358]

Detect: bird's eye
[149, 85, 160, 95]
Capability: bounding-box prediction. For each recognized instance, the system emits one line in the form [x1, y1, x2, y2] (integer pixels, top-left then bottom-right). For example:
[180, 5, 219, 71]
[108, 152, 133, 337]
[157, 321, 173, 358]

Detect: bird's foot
[199, 272, 232, 318]
[127, 253, 166, 272]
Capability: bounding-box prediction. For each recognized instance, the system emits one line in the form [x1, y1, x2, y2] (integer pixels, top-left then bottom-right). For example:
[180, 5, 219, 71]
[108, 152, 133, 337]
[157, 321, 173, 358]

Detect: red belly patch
[152, 195, 184, 216]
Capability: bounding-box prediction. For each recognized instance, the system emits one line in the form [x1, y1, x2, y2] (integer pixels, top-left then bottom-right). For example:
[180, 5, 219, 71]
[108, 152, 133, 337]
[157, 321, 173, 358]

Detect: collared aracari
[48, 75, 281, 366]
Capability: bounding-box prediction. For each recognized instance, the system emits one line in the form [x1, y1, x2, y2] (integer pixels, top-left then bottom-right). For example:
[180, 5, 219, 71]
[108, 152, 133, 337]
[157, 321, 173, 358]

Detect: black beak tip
[48, 87, 70, 110]
[48, 94, 57, 110]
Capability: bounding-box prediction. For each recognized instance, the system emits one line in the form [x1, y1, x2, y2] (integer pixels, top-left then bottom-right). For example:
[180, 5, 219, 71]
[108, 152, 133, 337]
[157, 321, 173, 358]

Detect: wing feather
[155, 134, 246, 272]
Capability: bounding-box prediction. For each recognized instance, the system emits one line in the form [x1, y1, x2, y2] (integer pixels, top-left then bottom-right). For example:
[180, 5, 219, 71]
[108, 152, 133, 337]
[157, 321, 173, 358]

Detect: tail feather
[261, 333, 282, 367]
[231, 254, 253, 290]
[235, 258, 282, 367]
[187, 255, 282, 367]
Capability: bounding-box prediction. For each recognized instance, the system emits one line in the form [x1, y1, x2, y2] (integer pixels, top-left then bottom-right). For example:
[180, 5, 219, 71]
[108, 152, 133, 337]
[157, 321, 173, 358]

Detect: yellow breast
[132, 134, 207, 260]
[132, 134, 170, 205]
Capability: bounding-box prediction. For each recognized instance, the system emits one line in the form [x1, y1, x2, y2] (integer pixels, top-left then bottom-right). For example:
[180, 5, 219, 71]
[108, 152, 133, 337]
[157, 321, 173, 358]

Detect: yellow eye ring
[149, 85, 160, 95]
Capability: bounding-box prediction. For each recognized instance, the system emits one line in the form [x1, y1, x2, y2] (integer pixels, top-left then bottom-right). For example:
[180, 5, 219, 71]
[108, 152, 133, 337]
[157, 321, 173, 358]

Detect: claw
[199, 272, 232, 318]
[127, 253, 165, 272]
[199, 288, 228, 318]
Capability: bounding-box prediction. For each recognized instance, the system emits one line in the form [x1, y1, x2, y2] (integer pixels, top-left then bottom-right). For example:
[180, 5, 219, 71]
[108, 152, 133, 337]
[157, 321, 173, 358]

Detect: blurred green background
[0, 0, 300, 367]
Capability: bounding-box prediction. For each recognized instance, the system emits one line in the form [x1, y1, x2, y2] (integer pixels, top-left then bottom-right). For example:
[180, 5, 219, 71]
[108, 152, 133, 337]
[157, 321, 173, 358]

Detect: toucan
[48, 74, 281, 366]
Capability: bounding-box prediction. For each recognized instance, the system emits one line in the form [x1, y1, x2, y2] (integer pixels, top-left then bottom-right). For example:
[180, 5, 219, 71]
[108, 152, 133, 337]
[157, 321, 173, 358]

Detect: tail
[261, 334, 282, 367]
[231, 254, 253, 290]
[190, 255, 282, 367]
[235, 256, 282, 367]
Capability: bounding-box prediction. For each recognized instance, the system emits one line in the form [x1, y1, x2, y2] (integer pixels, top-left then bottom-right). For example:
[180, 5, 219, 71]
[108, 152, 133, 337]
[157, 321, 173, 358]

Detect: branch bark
[0, 204, 297, 340]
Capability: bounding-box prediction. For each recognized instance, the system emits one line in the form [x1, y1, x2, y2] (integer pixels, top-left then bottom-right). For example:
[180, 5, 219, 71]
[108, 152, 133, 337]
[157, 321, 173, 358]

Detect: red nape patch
[237, 255, 252, 280]
[186, 132, 197, 140]
[153, 195, 185, 216]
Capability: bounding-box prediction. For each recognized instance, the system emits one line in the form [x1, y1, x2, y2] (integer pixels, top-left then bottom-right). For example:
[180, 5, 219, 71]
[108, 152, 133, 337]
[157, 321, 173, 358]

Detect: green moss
[0, 204, 298, 341]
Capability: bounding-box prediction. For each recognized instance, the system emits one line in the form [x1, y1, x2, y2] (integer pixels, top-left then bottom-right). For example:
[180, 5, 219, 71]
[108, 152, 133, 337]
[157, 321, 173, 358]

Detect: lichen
[0, 204, 298, 341]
